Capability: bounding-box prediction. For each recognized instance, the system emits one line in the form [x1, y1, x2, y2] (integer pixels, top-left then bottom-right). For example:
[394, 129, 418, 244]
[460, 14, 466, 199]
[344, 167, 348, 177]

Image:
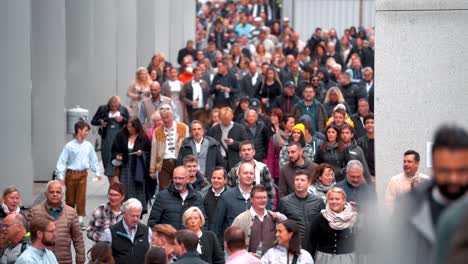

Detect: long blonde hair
[324, 87, 346, 104]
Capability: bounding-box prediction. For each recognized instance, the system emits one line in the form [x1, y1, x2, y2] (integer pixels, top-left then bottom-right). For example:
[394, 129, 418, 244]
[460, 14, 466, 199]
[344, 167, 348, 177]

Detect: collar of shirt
[212, 186, 225, 197]
[123, 219, 138, 236]
[249, 207, 268, 222]
[45, 202, 63, 218]
[192, 79, 202, 85]
[239, 186, 252, 200]
[163, 121, 176, 134]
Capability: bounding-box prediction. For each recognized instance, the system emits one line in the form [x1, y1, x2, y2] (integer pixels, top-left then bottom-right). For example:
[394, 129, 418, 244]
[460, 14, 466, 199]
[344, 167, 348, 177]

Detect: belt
[67, 169, 87, 174]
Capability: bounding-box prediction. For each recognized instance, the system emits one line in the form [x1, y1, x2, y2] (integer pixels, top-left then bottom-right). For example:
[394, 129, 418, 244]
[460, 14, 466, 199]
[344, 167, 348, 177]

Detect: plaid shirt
[87, 203, 122, 242]
[279, 143, 316, 168]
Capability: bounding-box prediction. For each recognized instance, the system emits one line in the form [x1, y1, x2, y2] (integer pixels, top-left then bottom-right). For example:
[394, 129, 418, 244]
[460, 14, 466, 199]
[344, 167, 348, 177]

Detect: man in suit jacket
[208, 107, 248, 170]
[180, 67, 210, 124]
[351, 98, 372, 139]
[239, 62, 262, 99]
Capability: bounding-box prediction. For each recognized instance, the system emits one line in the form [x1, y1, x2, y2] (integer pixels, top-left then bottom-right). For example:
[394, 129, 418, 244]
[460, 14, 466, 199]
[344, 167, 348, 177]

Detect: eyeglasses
[0, 223, 17, 228]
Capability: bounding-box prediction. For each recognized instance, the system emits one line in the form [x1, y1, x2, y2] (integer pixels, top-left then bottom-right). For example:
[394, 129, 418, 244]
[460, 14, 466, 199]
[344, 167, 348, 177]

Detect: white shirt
[192, 80, 204, 109]
[239, 186, 251, 201]
[163, 121, 177, 159]
[169, 80, 181, 92]
[249, 207, 268, 222]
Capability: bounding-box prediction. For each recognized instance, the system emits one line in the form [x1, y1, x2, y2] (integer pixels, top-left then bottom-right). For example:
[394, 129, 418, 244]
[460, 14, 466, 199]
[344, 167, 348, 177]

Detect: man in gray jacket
[340, 124, 372, 183]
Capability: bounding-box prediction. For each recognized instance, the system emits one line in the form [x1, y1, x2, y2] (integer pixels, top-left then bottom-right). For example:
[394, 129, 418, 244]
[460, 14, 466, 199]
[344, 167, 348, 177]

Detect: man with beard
[278, 141, 318, 199]
[15, 217, 58, 264]
[148, 166, 204, 230]
[182, 155, 208, 191]
[393, 125, 468, 264]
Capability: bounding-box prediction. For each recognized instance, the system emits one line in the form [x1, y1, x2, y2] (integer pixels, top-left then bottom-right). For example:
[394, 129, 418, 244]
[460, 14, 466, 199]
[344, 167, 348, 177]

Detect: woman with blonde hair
[127, 67, 152, 116]
[323, 87, 351, 117]
[306, 187, 357, 264]
[253, 43, 272, 65]
[182, 207, 224, 264]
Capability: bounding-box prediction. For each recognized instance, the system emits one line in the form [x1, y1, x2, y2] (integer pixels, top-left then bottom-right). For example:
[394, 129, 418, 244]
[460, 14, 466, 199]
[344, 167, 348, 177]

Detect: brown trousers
[159, 159, 176, 191]
[188, 109, 208, 124]
[65, 170, 87, 216]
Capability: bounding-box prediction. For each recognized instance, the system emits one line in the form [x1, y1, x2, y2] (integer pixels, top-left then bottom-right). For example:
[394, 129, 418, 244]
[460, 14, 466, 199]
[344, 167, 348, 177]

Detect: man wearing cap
[273, 80, 300, 115]
[293, 85, 328, 133]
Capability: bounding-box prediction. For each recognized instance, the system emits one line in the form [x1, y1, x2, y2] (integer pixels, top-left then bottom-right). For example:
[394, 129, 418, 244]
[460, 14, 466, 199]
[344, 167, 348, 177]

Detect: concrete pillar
[65, 0, 95, 111]
[0, 0, 34, 204]
[31, 0, 67, 182]
[137, 0, 156, 67]
[154, 0, 195, 65]
[93, 0, 117, 103]
[375, 0, 468, 196]
[116, 0, 137, 101]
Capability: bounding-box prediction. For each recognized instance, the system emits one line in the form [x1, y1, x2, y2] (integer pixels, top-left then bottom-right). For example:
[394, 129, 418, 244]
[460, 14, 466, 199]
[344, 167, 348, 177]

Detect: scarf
[1, 202, 20, 215]
[315, 181, 334, 195]
[321, 203, 357, 230]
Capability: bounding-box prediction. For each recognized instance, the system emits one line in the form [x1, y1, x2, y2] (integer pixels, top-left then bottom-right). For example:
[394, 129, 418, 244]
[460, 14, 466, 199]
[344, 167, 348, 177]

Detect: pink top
[226, 249, 261, 264]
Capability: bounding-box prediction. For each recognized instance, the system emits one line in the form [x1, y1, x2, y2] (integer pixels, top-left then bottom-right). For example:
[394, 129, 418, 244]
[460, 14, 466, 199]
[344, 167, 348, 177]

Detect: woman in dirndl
[305, 187, 357, 264]
[111, 116, 151, 215]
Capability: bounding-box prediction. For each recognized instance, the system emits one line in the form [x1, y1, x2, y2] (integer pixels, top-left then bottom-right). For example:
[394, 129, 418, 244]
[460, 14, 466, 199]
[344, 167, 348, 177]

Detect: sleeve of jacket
[261, 166, 275, 210]
[120, 106, 130, 124]
[279, 145, 289, 168]
[227, 167, 237, 187]
[278, 167, 288, 200]
[91, 105, 106, 126]
[149, 131, 158, 173]
[229, 125, 248, 151]
[148, 193, 164, 228]
[261, 126, 270, 156]
[180, 82, 192, 106]
[70, 210, 86, 264]
[317, 104, 328, 132]
[210, 231, 225, 264]
[212, 195, 228, 239]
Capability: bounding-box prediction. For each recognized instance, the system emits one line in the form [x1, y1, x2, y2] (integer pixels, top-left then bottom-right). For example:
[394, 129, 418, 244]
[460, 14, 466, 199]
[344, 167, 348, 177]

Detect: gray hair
[159, 103, 173, 116]
[346, 160, 364, 173]
[122, 198, 142, 212]
[47, 180, 64, 193]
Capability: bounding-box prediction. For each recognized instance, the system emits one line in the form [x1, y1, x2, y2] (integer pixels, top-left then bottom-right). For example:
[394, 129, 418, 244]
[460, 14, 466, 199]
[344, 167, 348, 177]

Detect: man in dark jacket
[242, 109, 269, 161]
[201, 167, 229, 230]
[177, 120, 224, 182]
[213, 162, 255, 239]
[239, 62, 262, 99]
[351, 98, 372, 139]
[335, 160, 375, 207]
[392, 125, 468, 264]
[148, 166, 204, 230]
[177, 40, 196, 66]
[340, 124, 372, 183]
[174, 230, 208, 264]
[357, 114, 375, 181]
[338, 72, 366, 114]
[210, 61, 239, 108]
[183, 155, 208, 191]
[279, 142, 318, 199]
[100, 198, 151, 264]
[279, 171, 325, 247]
[272, 81, 300, 115]
[292, 85, 328, 133]
[208, 107, 248, 170]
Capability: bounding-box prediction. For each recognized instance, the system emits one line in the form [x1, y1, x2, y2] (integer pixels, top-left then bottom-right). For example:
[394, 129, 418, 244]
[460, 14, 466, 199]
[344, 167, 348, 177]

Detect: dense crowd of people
[1, 1, 467, 264]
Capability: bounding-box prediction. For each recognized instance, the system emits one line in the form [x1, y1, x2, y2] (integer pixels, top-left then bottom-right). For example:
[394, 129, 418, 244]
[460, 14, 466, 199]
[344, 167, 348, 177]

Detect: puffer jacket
[278, 193, 325, 247]
[147, 182, 204, 230]
[29, 203, 85, 264]
[314, 142, 349, 182]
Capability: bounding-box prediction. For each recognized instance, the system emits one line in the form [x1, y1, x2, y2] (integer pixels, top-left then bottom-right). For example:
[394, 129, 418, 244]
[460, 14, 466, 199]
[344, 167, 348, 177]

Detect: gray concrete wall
[31, 0, 67, 182]
[0, 0, 195, 205]
[375, 0, 468, 196]
[0, 0, 34, 203]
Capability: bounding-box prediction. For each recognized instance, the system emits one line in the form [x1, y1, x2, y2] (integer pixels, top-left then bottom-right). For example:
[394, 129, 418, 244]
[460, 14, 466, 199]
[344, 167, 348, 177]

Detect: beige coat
[29, 203, 85, 264]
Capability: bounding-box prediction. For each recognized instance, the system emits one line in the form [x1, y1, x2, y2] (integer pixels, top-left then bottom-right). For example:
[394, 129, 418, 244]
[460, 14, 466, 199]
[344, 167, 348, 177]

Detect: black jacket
[176, 136, 224, 182]
[91, 104, 129, 138]
[279, 193, 325, 247]
[111, 131, 151, 176]
[339, 82, 367, 114]
[174, 251, 208, 264]
[243, 122, 269, 161]
[147, 182, 204, 230]
[199, 231, 225, 264]
[110, 221, 150, 264]
[273, 93, 300, 116]
[314, 143, 349, 182]
[208, 122, 248, 170]
[212, 187, 251, 238]
[239, 72, 262, 99]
